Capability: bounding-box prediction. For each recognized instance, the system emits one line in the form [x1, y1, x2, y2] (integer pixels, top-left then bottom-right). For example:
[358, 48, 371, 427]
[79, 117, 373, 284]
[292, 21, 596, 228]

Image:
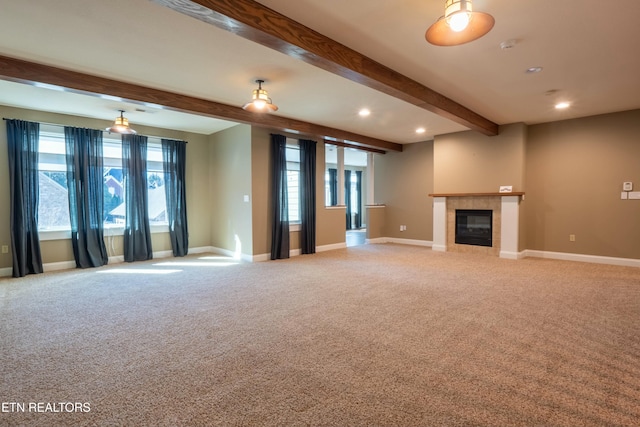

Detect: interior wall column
[337, 146, 345, 205]
[432, 197, 447, 252]
[366, 152, 374, 205]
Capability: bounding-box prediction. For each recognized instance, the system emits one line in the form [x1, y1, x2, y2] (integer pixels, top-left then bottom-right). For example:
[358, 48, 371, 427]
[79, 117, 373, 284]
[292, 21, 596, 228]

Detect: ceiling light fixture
[416, 127, 426, 134]
[242, 79, 278, 113]
[425, 0, 495, 46]
[555, 102, 571, 110]
[105, 110, 137, 134]
[358, 108, 371, 117]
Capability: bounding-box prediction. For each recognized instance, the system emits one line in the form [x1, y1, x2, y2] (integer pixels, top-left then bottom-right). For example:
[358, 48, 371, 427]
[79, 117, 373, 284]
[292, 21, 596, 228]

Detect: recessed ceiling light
[499, 39, 518, 50]
[555, 102, 571, 109]
[358, 108, 371, 117]
[526, 66, 543, 74]
[416, 127, 426, 134]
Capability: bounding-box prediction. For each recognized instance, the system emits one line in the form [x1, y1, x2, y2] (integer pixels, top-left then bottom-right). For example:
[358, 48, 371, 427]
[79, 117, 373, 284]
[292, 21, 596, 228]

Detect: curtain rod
[3, 117, 188, 143]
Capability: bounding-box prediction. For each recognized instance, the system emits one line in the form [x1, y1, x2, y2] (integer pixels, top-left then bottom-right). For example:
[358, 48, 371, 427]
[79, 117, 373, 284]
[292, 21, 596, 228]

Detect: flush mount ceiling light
[425, 0, 495, 46]
[358, 108, 371, 117]
[242, 79, 278, 113]
[105, 110, 137, 134]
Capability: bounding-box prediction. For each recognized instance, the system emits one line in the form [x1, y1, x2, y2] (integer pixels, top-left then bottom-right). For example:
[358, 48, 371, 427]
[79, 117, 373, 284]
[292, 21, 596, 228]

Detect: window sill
[39, 224, 170, 241]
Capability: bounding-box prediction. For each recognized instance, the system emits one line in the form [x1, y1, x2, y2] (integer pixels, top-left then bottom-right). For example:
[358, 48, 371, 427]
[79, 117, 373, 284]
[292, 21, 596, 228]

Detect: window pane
[287, 170, 300, 222]
[285, 144, 300, 222]
[38, 170, 71, 230]
[38, 127, 70, 231]
[103, 136, 124, 226]
[104, 167, 124, 226]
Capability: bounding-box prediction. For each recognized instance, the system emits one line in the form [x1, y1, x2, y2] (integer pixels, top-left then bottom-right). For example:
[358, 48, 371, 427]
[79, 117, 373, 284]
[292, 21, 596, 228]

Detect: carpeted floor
[1, 244, 639, 426]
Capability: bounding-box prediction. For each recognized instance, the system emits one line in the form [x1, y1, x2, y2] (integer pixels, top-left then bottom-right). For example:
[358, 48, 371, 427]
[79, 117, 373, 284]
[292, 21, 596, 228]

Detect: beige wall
[0, 106, 212, 269]
[434, 123, 527, 194]
[250, 127, 271, 256]
[366, 206, 386, 240]
[250, 128, 346, 256]
[315, 141, 346, 247]
[525, 110, 640, 259]
[375, 140, 434, 241]
[209, 124, 252, 256]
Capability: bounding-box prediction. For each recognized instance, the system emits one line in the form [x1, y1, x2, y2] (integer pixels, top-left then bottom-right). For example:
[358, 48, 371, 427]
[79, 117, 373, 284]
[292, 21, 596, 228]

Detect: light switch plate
[621, 192, 629, 200]
[623, 182, 633, 191]
[628, 191, 640, 200]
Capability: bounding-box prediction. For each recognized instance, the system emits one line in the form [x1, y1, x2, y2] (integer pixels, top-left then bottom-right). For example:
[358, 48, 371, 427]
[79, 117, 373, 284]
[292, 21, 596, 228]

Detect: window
[349, 171, 359, 215]
[103, 138, 168, 227]
[286, 144, 300, 222]
[37, 125, 168, 234]
[146, 143, 168, 226]
[325, 144, 337, 206]
[37, 125, 70, 231]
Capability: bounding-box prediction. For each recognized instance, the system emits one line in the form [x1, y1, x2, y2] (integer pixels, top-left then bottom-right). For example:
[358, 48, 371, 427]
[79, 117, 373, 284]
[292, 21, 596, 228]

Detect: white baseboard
[252, 253, 270, 262]
[499, 250, 526, 260]
[188, 246, 216, 255]
[365, 237, 387, 244]
[368, 237, 433, 247]
[235, 242, 350, 263]
[317, 242, 347, 252]
[108, 255, 125, 264]
[0, 247, 219, 278]
[43, 261, 77, 272]
[208, 246, 253, 262]
[524, 250, 640, 268]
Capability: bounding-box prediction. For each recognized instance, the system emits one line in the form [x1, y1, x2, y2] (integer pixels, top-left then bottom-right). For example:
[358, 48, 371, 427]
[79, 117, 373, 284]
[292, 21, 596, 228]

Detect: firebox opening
[455, 209, 492, 247]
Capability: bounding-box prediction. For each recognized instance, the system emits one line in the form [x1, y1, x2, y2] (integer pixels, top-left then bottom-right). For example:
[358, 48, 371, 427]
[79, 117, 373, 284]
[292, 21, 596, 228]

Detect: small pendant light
[242, 80, 278, 113]
[105, 110, 137, 134]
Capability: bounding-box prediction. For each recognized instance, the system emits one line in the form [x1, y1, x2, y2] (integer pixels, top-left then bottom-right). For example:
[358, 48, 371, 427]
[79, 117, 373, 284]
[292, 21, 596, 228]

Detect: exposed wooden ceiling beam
[0, 55, 401, 152]
[152, 0, 499, 137]
[324, 139, 386, 155]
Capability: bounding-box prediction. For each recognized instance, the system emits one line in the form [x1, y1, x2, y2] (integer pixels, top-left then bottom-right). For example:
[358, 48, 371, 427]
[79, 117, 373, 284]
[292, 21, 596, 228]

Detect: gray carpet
[1, 244, 639, 426]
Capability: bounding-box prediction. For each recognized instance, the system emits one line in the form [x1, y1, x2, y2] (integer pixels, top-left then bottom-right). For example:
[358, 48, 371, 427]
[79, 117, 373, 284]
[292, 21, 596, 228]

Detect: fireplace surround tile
[430, 193, 523, 258]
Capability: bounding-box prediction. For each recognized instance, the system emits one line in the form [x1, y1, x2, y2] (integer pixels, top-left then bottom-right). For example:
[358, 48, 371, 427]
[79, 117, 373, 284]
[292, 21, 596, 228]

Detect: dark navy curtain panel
[64, 126, 109, 268]
[355, 170, 363, 229]
[122, 134, 153, 262]
[5, 119, 43, 277]
[161, 138, 189, 257]
[328, 168, 337, 206]
[345, 169, 352, 230]
[299, 139, 316, 254]
[270, 134, 289, 260]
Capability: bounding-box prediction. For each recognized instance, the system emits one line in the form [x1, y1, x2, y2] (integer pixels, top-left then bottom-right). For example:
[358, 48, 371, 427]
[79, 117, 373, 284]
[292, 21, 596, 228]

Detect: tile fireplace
[429, 192, 524, 259]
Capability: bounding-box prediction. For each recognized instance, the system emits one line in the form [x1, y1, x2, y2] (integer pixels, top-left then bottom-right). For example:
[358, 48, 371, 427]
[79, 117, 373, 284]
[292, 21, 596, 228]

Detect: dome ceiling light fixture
[242, 79, 278, 113]
[105, 110, 137, 134]
[425, 0, 495, 46]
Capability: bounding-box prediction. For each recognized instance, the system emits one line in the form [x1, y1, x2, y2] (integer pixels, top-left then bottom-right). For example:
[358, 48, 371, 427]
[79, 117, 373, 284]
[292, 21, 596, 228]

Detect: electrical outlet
[569, 234, 576, 242]
[1, 245, 8, 254]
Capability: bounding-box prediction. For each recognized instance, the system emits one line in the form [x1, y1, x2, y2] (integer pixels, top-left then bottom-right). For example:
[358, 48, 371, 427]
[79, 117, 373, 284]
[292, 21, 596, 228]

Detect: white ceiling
[0, 0, 639, 144]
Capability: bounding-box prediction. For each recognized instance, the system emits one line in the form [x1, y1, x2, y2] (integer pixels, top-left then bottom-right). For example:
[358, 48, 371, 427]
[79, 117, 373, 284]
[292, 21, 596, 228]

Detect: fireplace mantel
[429, 192, 524, 198]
